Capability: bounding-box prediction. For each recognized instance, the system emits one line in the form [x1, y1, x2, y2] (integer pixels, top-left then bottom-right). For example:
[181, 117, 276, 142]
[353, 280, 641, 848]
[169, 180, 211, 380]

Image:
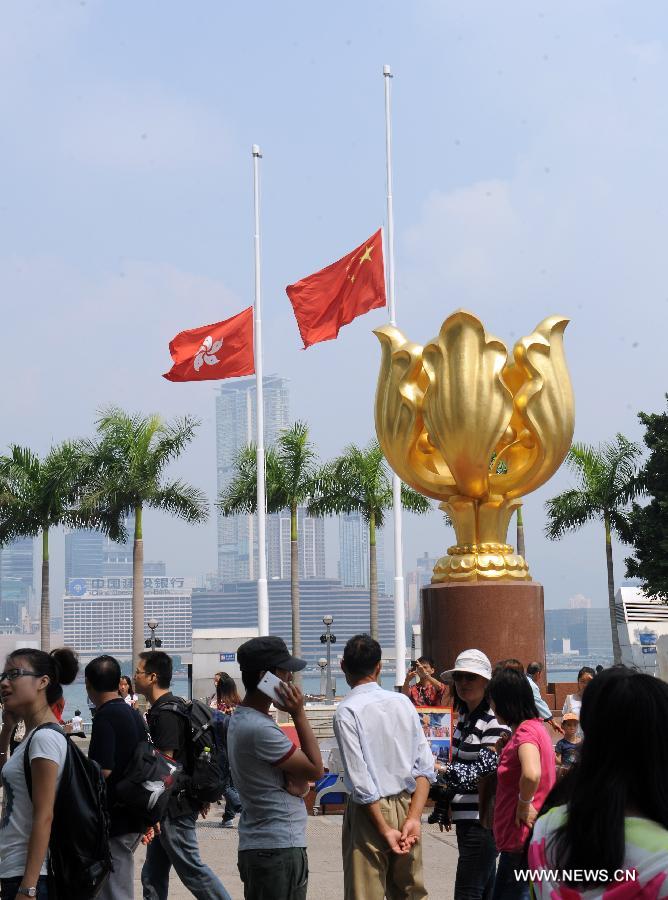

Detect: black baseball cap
[237, 636, 307, 673]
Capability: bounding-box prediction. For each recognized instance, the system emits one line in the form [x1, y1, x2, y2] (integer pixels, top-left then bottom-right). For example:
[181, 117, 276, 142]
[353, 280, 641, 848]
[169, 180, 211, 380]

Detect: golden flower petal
[374, 325, 456, 500]
[492, 316, 574, 498]
[422, 310, 513, 499]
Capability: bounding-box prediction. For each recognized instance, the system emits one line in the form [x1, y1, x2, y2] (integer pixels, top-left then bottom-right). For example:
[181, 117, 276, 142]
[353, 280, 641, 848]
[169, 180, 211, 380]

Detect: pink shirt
[494, 718, 556, 853]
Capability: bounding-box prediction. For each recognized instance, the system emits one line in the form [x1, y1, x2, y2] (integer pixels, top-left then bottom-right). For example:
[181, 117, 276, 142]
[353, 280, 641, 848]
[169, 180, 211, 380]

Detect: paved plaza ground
[133, 814, 458, 898]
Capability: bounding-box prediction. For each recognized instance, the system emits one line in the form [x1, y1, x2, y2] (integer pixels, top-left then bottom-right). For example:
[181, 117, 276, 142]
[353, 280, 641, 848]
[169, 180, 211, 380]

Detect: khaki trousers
[342, 792, 428, 900]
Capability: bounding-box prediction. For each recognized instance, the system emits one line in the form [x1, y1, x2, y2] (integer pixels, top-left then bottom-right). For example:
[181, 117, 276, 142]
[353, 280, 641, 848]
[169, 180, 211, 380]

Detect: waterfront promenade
[133, 815, 458, 898]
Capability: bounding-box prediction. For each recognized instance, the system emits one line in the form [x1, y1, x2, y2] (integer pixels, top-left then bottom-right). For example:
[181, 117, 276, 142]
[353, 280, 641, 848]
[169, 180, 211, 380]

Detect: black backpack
[153, 698, 226, 804]
[24, 723, 112, 900]
[114, 737, 182, 826]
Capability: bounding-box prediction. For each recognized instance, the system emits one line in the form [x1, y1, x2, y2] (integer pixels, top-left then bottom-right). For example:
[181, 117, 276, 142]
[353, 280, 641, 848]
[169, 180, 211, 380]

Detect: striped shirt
[450, 702, 509, 822]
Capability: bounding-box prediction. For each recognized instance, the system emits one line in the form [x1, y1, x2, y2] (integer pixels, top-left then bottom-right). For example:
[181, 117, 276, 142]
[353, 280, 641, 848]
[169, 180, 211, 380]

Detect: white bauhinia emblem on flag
[194, 336, 223, 371]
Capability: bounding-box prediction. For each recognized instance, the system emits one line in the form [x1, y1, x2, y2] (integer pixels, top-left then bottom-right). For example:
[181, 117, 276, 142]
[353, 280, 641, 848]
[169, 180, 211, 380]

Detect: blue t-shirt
[555, 737, 580, 767]
[228, 706, 307, 851]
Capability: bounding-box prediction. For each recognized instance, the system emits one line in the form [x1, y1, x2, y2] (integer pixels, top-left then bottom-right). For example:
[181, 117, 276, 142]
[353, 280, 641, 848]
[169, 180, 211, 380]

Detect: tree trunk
[369, 510, 378, 640]
[40, 528, 50, 652]
[132, 505, 144, 673]
[290, 504, 301, 673]
[516, 507, 526, 559]
[605, 513, 623, 665]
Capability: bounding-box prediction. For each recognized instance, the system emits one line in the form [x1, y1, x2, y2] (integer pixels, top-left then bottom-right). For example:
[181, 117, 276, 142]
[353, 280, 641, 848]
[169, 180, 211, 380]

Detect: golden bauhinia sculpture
[374, 310, 574, 583]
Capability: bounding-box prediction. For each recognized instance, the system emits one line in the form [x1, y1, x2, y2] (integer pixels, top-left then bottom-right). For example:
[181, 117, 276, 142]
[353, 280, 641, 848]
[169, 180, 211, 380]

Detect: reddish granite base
[421, 581, 547, 691]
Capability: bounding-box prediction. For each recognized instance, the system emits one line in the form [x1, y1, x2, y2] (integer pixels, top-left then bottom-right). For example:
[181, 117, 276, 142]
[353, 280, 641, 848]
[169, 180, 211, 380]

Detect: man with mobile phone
[228, 636, 324, 900]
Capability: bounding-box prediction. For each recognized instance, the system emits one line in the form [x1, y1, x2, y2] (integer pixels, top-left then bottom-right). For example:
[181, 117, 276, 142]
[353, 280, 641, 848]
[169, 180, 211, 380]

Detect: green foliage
[625, 399, 668, 601]
[81, 406, 208, 535]
[544, 435, 642, 541]
[218, 421, 319, 517]
[0, 442, 93, 543]
[308, 440, 431, 526]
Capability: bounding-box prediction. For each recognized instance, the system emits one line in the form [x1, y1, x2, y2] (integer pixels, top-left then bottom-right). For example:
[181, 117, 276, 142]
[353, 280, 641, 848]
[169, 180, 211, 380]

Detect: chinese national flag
[286, 228, 386, 349]
[163, 307, 255, 382]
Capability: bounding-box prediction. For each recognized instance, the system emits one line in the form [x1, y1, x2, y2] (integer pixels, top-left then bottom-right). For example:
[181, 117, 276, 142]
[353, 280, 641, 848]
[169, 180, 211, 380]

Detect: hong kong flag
[286, 228, 386, 349]
[163, 306, 255, 382]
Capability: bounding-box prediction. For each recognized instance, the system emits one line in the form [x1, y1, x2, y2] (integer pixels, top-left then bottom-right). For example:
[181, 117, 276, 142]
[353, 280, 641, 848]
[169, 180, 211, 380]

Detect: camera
[427, 780, 456, 827]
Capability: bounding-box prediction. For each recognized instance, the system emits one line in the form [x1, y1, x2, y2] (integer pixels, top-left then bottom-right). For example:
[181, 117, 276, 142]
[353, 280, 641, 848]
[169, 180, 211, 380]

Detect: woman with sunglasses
[0, 647, 78, 899]
[437, 649, 509, 900]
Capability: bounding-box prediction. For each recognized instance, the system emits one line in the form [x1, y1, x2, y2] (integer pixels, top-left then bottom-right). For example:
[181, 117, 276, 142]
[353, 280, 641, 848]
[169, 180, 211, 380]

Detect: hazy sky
[2, 1, 667, 612]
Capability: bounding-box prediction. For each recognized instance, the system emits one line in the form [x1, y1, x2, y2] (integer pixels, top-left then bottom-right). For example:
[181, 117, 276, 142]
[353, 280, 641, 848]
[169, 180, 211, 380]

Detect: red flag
[163, 307, 254, 382]
[286, 228, 386, 349]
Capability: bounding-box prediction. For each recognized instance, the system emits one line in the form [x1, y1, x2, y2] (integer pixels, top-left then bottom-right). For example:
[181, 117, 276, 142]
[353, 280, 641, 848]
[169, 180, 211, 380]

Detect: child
[70, 708, 85, 736]
[555, 712, 581, 770]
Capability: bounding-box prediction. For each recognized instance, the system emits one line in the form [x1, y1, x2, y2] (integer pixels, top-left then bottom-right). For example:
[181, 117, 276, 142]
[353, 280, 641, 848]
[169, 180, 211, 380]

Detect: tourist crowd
[0, 638, 666, 900]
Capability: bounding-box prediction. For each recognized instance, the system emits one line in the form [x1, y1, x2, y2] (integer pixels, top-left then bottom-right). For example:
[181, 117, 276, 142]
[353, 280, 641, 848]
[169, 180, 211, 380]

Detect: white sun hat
[441, 649, 493, 681]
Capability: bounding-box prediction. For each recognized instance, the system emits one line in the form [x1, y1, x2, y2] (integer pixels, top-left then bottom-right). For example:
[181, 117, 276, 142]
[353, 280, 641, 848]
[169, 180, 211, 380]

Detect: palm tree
[544, 434, 642, 664]
[0, 443, 92, 650]
[218, 421, 318, 661]
[516, 507, 526, 559]
[309, 440, 431, 639]
[82, 408, 209, 669]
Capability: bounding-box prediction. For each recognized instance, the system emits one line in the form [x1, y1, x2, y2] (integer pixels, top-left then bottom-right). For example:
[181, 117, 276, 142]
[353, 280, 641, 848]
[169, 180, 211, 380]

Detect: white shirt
[71, 715, 84, 731]
[562, 694, 582, 717]
[333, 682, 436, 805]
[0, 727, 68, 878]
[123, 694, 139, 707]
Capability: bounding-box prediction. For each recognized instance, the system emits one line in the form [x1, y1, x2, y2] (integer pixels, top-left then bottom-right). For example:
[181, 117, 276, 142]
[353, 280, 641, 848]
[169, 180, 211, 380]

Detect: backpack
[24, 723, 112, 900]
[114, 737, 182, 826]
[210, 710, 232, 791]
[153, 697, 226, 804]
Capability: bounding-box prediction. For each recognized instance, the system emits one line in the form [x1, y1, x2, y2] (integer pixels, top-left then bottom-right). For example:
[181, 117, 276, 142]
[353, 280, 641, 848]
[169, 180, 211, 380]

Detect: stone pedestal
[421, 581, 546, 691]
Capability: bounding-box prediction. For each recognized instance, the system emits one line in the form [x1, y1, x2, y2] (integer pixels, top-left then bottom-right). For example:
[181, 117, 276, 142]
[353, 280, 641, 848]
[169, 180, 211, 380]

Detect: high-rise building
[216, 375, 292, 581]
[338, 512, 385, 592]
[96, 516, 166, 579]
[65, 529, 104, 582]
[267, 508, 325, 580]
[192, 578, 395, 665]
[406, 552, 438, 624]
[63, 575, 192, 658]
[0, 537, 35, 624]
[545, 608, 612, 657]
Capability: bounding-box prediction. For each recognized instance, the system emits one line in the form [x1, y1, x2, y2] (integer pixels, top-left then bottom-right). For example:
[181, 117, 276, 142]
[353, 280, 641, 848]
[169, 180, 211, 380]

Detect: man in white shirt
[526, 662, 563, 735]
[333, 634, 436, 900]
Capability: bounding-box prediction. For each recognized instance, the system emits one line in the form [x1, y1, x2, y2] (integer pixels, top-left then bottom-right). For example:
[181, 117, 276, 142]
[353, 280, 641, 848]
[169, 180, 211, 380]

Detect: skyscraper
[65, 529, 104, 582]
[65, 520, 166, 586]
[338, 512, 385, 592]
[268, 508, 326, 579]
[216, 375, 292, 581]
[0, 536, 35, 624]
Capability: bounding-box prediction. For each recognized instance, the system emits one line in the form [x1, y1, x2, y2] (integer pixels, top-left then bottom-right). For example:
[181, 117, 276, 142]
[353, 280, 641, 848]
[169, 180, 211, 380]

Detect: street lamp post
[146, 618, 161, 651]
[317, 657, 328, 697]
[320, 615, 336, 701]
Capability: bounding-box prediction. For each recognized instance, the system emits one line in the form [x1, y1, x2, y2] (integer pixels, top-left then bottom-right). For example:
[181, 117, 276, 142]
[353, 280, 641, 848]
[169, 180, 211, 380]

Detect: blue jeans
[455, 821, 497, 900]
[491, 851, 530, 900]
[141, 811, 232, 900]
[1, 877, 49, 899]
[222, 784, 242, 823]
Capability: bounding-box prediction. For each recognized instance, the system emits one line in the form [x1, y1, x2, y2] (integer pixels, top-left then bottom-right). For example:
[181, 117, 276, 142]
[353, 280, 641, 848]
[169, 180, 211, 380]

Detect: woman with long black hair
[528, 666, 668, 897]
[0, 647, 79, 900]
[488, 667, 555, 900]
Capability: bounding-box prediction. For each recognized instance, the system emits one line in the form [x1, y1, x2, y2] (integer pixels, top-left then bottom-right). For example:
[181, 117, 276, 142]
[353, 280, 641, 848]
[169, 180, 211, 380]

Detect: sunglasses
[452, 672, 480, 683]
[0, 668, 39, 683]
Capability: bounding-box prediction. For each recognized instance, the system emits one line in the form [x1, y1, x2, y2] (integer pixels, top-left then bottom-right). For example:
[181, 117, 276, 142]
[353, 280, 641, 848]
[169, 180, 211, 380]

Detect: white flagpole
[383, 65, 407, 688]
[252, 143, 269, 636]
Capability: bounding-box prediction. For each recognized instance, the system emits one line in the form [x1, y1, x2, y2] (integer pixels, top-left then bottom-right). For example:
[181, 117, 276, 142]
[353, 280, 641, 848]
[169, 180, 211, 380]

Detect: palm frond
[150, 480, 209, 523]
[544, 488, 596, 539]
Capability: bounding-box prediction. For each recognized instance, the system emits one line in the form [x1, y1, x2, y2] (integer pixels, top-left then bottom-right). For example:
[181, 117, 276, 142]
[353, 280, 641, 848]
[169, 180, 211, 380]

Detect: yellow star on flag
[358, 244, 374, 265]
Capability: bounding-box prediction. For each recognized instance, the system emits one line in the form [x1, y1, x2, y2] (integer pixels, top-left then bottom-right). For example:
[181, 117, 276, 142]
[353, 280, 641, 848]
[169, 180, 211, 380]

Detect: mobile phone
[257, 671, 285, 705]
[410, 660, 417, 669]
